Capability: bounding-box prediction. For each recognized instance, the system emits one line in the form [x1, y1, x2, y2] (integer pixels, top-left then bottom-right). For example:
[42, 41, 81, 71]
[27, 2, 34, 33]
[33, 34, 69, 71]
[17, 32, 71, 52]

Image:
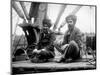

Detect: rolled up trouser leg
[63, 41, 80, 60]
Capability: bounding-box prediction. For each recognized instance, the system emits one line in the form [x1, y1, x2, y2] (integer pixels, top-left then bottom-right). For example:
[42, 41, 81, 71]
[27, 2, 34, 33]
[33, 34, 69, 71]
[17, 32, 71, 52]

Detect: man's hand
[33, 49, 41, 53]
[41, 49, 46, 51]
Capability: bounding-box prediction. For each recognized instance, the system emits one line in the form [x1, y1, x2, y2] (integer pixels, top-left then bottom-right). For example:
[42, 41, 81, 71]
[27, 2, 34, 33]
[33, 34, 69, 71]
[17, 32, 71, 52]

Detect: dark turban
[43, 19, 52, 28]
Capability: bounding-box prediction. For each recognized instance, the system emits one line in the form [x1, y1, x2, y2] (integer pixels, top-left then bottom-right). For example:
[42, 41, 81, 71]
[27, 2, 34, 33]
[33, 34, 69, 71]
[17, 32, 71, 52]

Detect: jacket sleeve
[75, 29, 83, 49]
[62, 31, 70, 45]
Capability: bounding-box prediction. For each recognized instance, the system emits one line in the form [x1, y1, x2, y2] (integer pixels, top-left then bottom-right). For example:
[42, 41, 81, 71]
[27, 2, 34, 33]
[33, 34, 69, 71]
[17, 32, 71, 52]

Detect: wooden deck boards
[12, 55, 96, 74]
[12, 60, 95, 69]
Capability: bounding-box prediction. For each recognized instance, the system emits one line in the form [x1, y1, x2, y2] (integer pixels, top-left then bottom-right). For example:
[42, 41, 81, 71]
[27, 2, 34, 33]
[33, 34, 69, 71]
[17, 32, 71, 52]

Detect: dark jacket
[63, 27, 83, 49]
[38, 28, 55, 50]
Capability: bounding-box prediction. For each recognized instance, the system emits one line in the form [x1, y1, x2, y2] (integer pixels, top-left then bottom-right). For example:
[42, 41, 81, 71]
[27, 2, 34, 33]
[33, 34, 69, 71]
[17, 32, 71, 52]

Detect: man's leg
[59, 41, 80, 62]
[38, 45, 55, 60]
[38, 50, 54, 59]
[65, 41, 80, 60]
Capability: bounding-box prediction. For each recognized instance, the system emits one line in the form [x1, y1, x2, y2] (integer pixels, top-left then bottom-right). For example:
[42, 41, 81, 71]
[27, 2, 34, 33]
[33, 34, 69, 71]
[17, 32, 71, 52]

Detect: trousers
[63, 41, 81, 60]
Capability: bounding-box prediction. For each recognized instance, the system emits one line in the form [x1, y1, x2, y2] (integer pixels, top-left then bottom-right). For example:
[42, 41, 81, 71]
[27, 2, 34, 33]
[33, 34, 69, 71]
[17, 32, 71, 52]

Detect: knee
[69, 40, 78, 47]
[69, 40, 79, 51]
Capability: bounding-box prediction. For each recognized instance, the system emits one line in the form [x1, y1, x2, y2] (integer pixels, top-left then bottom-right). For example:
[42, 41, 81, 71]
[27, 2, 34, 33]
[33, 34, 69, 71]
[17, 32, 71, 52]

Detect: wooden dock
[12, 58, 96, 74]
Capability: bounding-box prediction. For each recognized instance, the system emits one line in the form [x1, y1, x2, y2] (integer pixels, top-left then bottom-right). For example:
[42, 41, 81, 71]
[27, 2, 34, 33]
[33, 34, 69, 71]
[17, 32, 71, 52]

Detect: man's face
[67, 18, 75, 31]
[43, 24, 49, 33]
[43, 24, 49, 29]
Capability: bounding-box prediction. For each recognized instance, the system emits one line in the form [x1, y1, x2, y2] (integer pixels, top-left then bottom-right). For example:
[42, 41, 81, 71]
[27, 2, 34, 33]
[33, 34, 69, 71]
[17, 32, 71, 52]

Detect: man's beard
[68, 24, 74, 32]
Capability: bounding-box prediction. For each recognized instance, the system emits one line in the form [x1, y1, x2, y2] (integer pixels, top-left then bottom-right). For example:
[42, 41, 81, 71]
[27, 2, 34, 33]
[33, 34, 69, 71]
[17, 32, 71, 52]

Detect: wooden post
[19, 2, 30, 20]
[53, 5, 66, 31]
[70, 6, 82, 15]
[12, 1, 24, 19]
[33, 3, 48, 29]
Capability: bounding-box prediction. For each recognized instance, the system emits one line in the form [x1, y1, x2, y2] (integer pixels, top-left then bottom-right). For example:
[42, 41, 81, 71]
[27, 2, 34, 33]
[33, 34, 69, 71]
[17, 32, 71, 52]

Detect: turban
[43, 19, 52, 28]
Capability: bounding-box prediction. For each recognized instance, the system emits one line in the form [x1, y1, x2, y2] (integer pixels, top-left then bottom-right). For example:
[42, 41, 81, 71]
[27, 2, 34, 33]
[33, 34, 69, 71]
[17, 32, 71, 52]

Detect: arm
[53, 43, 64, 54]
[48, 28, 64, 35]
[62, 31, 70, 45]
[75, 29, 83, 49]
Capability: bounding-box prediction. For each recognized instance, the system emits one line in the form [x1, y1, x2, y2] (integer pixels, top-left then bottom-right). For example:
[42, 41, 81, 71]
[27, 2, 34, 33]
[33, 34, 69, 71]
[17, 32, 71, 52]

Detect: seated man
[55, 15, 83, 62]
[31, 19, 56, 63]
[19, 19, 55, 62]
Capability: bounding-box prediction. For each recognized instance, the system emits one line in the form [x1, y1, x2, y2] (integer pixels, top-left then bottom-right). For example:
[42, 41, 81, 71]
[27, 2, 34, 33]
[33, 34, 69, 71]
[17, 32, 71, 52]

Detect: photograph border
[10, 0, 97, 74]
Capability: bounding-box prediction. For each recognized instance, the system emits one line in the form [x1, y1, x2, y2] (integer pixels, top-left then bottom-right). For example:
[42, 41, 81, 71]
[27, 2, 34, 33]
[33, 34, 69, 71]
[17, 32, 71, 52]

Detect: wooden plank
[19, 2, 30, 20]
[12, 61, 95, 69]
[12, 58, 96, 74]
[12, 1, 24, 19]
[70, 6, 82, 15]
[33, 3, 48, 29]
[12, 55, 95, 69]
[53, 5, 66, 30]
